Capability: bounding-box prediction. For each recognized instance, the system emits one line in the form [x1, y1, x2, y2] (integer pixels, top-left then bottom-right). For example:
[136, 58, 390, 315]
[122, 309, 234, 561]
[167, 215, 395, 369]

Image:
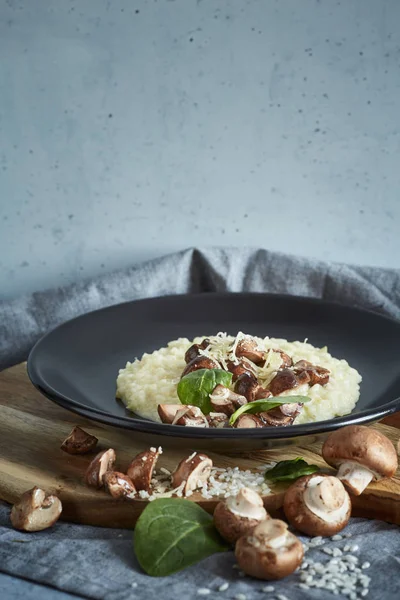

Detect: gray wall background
[0, 0, 399, 300]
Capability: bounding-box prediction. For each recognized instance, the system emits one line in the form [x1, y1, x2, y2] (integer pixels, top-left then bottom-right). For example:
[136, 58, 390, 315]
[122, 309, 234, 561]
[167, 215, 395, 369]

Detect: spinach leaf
[177, 368, 232, 415]
[229, 395, 310, 425]
[265, 457, 321, 482]
[134, 498, 229, 577]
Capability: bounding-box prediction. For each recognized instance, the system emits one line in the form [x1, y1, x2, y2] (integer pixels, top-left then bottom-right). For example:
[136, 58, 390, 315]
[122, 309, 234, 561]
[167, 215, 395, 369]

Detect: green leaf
[264, 457, 321, 482]
[177, 368, 232, 415]
[229, 395, 311, 425]
[133, 498, 229, 577]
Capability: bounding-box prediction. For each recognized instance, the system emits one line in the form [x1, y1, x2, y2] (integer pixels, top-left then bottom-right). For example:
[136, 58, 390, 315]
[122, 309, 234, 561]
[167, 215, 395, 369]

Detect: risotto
[116, 333, 362, 426]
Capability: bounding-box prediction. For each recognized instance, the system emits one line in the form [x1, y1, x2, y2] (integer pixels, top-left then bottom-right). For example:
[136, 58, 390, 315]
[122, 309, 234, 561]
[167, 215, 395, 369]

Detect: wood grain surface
[0, 363, 399, 527]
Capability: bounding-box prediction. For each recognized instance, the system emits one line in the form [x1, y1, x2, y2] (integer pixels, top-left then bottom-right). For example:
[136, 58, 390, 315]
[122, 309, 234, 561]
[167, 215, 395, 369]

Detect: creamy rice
[116, 335, 362, 424]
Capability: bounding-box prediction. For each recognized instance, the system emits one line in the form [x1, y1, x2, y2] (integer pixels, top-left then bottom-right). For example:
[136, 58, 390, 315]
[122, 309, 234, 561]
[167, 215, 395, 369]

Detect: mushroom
[254, 387, 273, 400]
[259, 403, 302, 427]
[213, 487, 269, 544]
[10, 487, 62, 532]
[60, 426, 98, 454]
[273, 349, 293, 368]
[235, 337, 265, 365]
[172, 406, 209, 427]
[181, 355, 220, 377]
[294, 360, 330, 386]
[268, 368, 299, 396]
[157, 404, 184, 424]
[226, 359, 256, 382]
[207, 412, 229, 428]
[171, 452, 213, 495]
[127, 447, 162, 492]
[322, 425, 398, 495]
[209, 384, 247, 415]
[283, 474, 351, 536]
[234, 372, 260, 402]
[235, 414, 265, 428]
[235, 518, 304, 580]
[103, 471, 137, 499]
[85, 448, 116, 488]
[184, 339, 210, 364]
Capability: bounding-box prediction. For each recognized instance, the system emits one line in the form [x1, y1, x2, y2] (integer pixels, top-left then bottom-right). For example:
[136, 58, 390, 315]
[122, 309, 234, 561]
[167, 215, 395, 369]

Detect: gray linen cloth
[0, 247, 399, 599]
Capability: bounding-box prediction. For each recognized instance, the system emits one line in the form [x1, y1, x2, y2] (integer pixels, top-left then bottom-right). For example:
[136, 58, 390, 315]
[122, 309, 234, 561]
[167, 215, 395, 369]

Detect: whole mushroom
[10, 487, 62, 532]
[235, 518, 304, 580]
[322, 425, 398, 495]
[283, 473, 351, 536]
[213, 487, 269, 544]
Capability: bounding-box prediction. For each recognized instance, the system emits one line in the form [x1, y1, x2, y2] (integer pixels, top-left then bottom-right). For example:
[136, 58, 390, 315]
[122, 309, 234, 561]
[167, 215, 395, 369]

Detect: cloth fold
[1, 247, 399, 371]
[1, 247, 400, 599]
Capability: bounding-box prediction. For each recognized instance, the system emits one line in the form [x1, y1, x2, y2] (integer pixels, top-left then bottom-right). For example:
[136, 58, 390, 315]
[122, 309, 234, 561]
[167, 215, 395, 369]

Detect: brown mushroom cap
[85, 448, 116, 488]
[209, 384, 247, 415]
[235, 414, 265, 428]
[294, 360, 330, 386]
[213, 487, 269, 544]
[268, 368, 299, 395]
[322, 425, 398, 495]
[226, 359, 256, 382]
[235, 518, 304, 580]
[184, 339, 210, 364]
[234, 372, 259, 402]
[172, 406, 209, 427]
[157, 404, 184, 424]
[127, 447, 162, 492]
[10, 487, 62, 532]
[207, 412, 229, 428]
[103, 471, 137, 499]
[61, 426, 98, 455]
[171, 452, 213, 494]
[235, 337, 265, 365]
[181, 356, 220, 377]
[283, 473, 351, 537]
[273, 349, 293, 368]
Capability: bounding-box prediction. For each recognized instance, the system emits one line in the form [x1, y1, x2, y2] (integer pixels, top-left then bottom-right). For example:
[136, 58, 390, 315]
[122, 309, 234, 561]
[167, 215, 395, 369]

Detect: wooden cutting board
[0, 363, 399, 528]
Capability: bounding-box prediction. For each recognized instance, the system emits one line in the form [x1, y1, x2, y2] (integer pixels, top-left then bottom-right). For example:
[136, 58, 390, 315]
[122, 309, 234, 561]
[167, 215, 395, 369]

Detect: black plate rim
[27, 292, 400, 440]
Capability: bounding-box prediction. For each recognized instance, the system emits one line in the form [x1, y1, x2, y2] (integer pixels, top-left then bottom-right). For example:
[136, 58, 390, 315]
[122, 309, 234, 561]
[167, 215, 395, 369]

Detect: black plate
[27, 293, 400, 451]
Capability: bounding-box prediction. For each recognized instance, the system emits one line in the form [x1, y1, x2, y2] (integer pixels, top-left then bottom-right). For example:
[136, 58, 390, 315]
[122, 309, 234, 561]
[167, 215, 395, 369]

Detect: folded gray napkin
[1, 247, 400, 599]
[1, 247, 400, 371]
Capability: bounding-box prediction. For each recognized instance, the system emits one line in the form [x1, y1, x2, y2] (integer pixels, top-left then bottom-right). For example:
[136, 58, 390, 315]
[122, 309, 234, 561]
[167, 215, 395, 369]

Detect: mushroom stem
[336, 461, 375, 495]
[303, 475, 350, 522]
[226, 488, 267, 521]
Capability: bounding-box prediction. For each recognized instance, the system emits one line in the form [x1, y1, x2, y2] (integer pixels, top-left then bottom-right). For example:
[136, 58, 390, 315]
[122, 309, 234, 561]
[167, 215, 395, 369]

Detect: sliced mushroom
[61, 426, 98, 455]
[103, 471, 137, 499]
[10, 487, 62, 532]
[283, 474, 351, 536]
[268, 368, 299, 396]
[157, 404, 184, 424]
[226, 359, 256, 382]
[127, 447, 162, 492]
[209, 384, 247, 415]
[255, 387, 273, 400]
[85, 448, 116, 488]
[207, 412, 229, 428]
[235, 414, 265, 428]
[258, 404, 302, 427]
[273, 349, 293, 368]
[213, 487, 269, 544]
[294, 360, 330, 386]
[184, 339, 210, 364]
[234, 372, 260, 402]
[171, 452, 213, 495]
[235, 518, 304, 580]
[235, 337, 265, 365]
[181, 355, 220, 378]
[172, 406, 209, 427]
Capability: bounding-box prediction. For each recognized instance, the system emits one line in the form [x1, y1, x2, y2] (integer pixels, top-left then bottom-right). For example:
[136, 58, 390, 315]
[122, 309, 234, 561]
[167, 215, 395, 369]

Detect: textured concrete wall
[0, 0, 399, 299]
